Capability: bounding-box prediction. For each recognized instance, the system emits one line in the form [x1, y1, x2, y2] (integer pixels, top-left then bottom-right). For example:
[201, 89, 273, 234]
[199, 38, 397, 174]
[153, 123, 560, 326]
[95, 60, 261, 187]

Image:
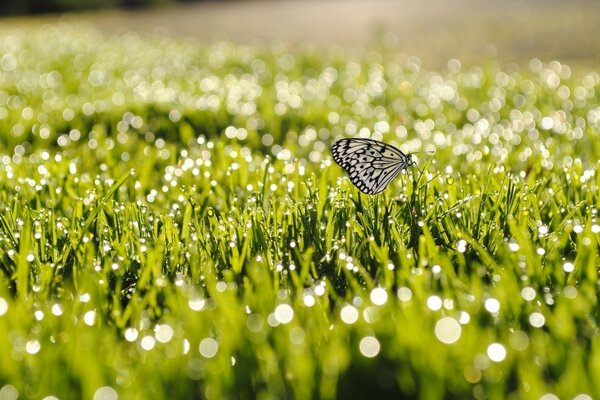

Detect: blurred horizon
[1, 0, 600, 71]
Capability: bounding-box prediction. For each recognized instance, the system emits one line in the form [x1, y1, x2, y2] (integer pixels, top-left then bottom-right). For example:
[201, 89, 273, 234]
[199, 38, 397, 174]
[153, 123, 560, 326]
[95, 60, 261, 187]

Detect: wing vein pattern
[331, 138, 413, 195]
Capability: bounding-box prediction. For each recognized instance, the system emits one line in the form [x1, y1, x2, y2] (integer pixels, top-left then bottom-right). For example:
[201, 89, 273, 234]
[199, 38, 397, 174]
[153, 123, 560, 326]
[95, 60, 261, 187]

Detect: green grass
[1, 24, 600, 399]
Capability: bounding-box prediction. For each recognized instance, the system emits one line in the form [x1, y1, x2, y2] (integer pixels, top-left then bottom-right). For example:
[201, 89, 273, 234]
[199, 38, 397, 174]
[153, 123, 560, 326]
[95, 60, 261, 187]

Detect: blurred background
[1, 0, 600, 70]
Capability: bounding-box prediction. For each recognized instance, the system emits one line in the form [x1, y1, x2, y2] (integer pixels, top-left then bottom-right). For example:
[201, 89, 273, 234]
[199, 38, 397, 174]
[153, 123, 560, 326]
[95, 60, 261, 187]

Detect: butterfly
[332, 138, 415, 195]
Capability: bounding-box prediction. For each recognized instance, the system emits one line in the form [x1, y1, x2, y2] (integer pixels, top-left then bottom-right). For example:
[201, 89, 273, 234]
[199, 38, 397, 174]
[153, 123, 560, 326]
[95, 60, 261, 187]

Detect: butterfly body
[332, 138, 413, 194]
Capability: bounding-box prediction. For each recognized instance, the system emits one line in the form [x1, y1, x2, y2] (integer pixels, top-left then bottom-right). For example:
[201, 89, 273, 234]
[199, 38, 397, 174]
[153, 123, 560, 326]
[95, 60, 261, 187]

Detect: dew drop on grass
[509, 331, 529, 351]
[79, 293, 91, 303]
[362, 306, 380, 323]
[458, 311, 470, 324]
[359, 336, 380, 358]
[314, 282, 326, 296]
[487, 343, 507, 362]
[0, 298, 8, 316]
[199, 338, 219, 358]
[25, 339, 41, 355]
[124, 328, 139, 342]
[427, 295, 442, 311]
[93, 386, 118, 400]
[303, 294, 315, 307]
[370, 287, 388, 306]
[563, 262, 575, 273]
[340, 305, 359, 324]
[529, 312, 546, 328]
[521, 287, 536, 301]
[188, 298, 206, 311]
[289, 327, 305, 345]
[274, 304, 294, 324]
[246, 314, 264, 332]
[484, 298, 500, 314]
[0, 384, 18, 400]
[397, 287, 412, 302]
[435, 317, 461, 344]
[563, 286, 578, 299]
[216, 281, 227, 292]
[463, 366, 481, 384]
[51, 304, 63, 316]
[154, 324, 174, 343]
[83, 310, 96, 326]
[572, 394, 593, 400]
[140, 336, 156, 351]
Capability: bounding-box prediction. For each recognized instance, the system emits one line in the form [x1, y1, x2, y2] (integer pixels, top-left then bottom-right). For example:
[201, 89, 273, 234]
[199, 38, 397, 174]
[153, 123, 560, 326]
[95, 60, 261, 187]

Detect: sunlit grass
[0, 24, 599, 399]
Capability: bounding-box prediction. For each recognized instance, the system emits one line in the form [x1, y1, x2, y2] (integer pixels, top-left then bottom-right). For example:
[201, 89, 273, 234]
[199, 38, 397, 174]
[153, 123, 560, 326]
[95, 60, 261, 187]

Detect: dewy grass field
[0, 24, 599, 399]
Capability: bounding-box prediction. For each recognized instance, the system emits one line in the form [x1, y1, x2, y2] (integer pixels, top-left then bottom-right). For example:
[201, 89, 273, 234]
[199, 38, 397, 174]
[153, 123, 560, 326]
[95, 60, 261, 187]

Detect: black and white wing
[331, 138, 413, 195]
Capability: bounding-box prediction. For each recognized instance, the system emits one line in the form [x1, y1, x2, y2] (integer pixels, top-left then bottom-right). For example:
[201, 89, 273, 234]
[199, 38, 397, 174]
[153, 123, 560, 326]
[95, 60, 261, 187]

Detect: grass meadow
[0, 24, 600, 399]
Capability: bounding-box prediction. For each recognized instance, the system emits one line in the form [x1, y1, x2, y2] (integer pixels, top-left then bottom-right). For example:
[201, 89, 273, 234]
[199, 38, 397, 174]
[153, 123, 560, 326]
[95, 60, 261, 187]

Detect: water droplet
[340, 305, 359, 324]
[314, 283, 326, 296]
[25, 339, 41, 355]
[487, 343, 507, 362]
[529, 312, 545, 328]
[0, 298, 8, 316]
[199, 338, 219, 358]
[508, 242, 520, 252]
[573, 394, 593, 400]
[51, 304, 63, 316]
[246, 314, 264, 332]
[124, 328, 139, 342]
[274, 304, 294, 324]
[154, 324, 174, 343]
[397, 287, 412, 302]
[484, 298, 500, 314]
[83, 310, 97, 326]
[435, 317, 462, 344]
[303, 294, 315, 307]
[508, 331, 529, 351]
[140, 336, 156, 351]
[539, 394, 559, 400]
[370, 287, 388, 306]
[521, 287, 536, 301]
[0, 385, 18, 400]
[359, 336, 381, 358]
[563, 262, 574, 273]
[563, 286, 578, 299]
[289, 327, 305, 345]
[79, 293, 91, 303]
[93, 386, 118, 400]
[188, 298, 206, 311]
[426, 295, 442, 311]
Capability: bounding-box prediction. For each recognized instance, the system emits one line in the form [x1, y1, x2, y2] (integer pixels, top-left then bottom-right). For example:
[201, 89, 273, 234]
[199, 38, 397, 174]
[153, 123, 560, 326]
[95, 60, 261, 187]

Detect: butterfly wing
[332, 138, 412, 194]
